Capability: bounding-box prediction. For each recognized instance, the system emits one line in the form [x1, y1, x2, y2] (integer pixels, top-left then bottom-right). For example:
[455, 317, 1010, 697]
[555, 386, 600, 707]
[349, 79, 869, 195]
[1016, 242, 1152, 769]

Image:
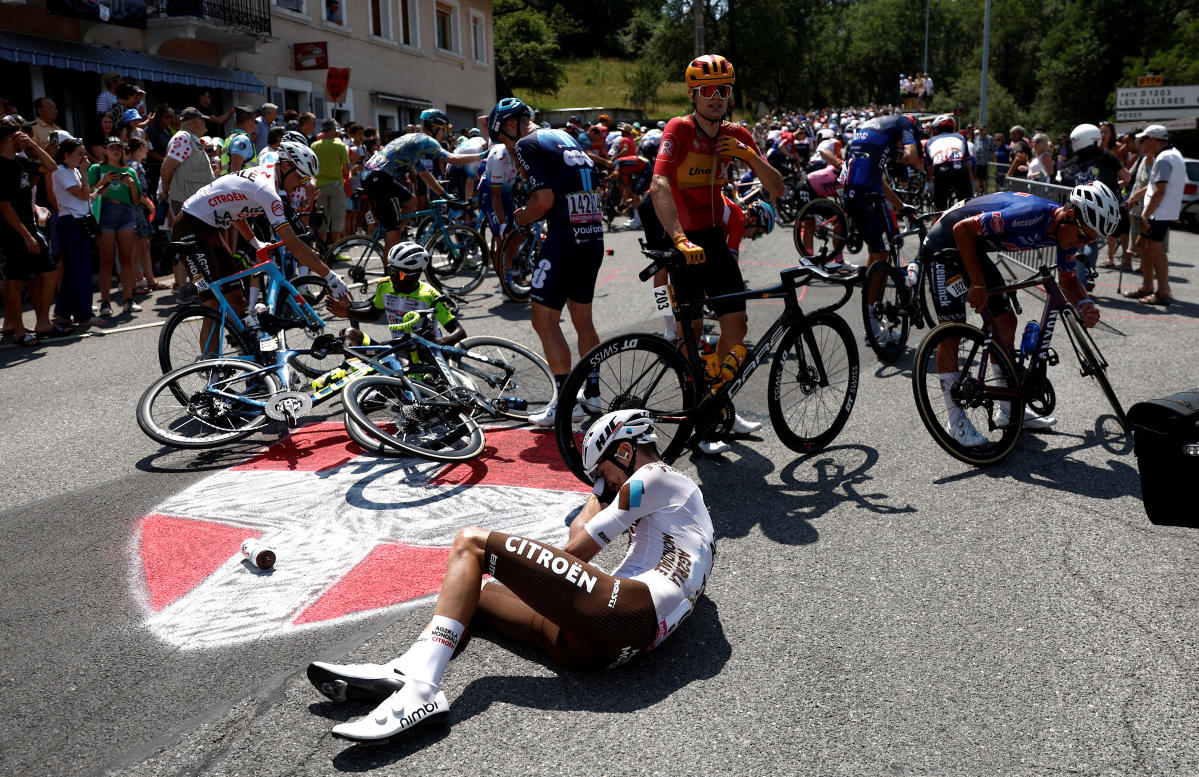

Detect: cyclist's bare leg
[865, 249, 890, 303]
[715, 311, 747, 362]
[566, 300, 599, 362]
[530, 301, 572, 375]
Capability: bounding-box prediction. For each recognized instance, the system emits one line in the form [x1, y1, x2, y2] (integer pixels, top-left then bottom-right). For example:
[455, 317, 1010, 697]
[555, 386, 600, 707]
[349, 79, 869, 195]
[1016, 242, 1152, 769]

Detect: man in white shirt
[1126, 124, 1185, 306]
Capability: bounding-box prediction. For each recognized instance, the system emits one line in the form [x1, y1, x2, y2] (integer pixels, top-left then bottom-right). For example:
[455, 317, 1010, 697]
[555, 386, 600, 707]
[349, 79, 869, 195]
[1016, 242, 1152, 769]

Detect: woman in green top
[87, 137, 143, 316]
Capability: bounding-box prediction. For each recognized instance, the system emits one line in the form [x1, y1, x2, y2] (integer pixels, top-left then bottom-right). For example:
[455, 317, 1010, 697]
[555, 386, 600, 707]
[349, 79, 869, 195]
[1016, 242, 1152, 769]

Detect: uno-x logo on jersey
[131, 424, 587, 650]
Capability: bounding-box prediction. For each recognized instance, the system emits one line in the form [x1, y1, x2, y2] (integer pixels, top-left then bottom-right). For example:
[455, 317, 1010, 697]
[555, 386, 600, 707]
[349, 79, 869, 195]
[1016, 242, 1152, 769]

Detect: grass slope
[514, 57, 692, 117]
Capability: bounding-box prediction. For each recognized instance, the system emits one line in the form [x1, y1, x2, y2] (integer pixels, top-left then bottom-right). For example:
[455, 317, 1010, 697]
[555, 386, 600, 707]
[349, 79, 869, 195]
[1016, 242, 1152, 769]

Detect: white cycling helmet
[581, 409, 657, 480]
[1070, 123, 1102, 150]
[281, 130, 310, 147]
[1070, 180, 1120, 238]
[278, 141, 319, 180]
[387, 241, 430, 273]
[818, 128, 835, 141]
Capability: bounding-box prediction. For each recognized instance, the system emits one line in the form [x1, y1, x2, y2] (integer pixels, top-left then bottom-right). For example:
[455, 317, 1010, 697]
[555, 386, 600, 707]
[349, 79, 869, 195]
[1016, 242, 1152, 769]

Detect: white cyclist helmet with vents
[387, 241, 430, 273]
[277, 141, 319, 180]
[581, 409, 658, 480]
[1070, 180, 1120, 238]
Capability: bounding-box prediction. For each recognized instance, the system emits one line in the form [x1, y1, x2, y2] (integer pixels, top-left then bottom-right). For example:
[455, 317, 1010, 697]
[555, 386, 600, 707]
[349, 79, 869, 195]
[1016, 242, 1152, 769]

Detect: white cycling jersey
[182, 166, 290, 231]
[926, 133, 972, 169]
[585, 462, 715, 647]
[484, 144, 519, 190]
[455, 136, 488, 176]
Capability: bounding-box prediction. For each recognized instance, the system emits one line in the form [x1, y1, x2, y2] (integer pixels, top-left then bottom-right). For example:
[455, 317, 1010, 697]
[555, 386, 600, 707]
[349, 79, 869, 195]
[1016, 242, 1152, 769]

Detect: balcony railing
[149, 0, 272, 36]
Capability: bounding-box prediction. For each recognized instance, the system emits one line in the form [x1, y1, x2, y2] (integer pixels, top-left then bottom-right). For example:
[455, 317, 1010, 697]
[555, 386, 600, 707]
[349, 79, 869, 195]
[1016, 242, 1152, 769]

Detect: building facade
[0, 0, 494, 138]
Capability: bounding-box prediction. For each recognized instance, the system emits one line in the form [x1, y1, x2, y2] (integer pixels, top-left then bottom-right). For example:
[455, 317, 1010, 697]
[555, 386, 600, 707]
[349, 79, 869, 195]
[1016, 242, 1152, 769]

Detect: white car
[1181, 157, 1199, 229]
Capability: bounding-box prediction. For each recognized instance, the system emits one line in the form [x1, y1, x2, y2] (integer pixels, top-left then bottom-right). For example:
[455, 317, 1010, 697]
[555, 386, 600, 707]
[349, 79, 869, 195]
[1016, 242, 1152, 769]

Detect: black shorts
[637, 194, 671, 251]
[1143, 217, 1172, 242]
[0, 230, 55, 281]
[926, 246, 1011, 324]
[931, 166, 973, 210]
[1115, 204, 1130, 237]
[363, 171, 412, 232]
[845, 189, 897, 254]
[171, 212, 238, 299]
[670, 227, 746, 317]
[480, 531, 659, 669]
[529, 230, 604, 310]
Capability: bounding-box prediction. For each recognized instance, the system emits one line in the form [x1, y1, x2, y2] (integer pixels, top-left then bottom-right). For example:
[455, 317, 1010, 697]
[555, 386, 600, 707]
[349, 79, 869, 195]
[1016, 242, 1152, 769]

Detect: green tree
[625, 57, 666, 111]
[494, 5, 567, 94]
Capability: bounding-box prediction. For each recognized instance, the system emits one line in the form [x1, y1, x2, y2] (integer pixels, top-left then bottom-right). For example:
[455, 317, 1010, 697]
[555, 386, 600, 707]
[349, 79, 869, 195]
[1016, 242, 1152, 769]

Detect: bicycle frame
[980, 266, 1074, 380]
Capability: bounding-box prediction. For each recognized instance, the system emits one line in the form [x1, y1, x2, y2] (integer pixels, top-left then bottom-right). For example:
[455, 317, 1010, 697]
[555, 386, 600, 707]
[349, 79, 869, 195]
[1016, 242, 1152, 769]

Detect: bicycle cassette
[265, 391, 313, 421]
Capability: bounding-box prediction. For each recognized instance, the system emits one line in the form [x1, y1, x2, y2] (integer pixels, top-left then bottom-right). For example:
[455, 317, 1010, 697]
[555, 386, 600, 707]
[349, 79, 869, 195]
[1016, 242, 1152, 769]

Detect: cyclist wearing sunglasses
[919, 182, 1120, 443]
[648, 54, 783, 376]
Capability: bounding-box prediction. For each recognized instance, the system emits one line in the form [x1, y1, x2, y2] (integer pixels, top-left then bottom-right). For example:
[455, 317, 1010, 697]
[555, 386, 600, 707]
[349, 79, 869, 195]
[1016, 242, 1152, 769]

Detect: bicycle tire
[861, 261, 911, 364]
[793, 197, 849, 265]
[554, 334, 697, 485]
[911, 322, 1024, 466]
[413, 216, 436, 246]
[343, 409, 395, 454]
[327, 235, 386, 294]
[423, 224, 489, 295]
[286, 274, 353, 378]
[158, 304, 254, 375]
[454, 336, 556, 421]
[343, 375, 485, 462]
[494, 230, 535, 304]
[137, 359, 281, 449]
[1061, 310, 1128, 433]
[767, 311, 860, 452]
[776, 179, 801, 224]
[915, 260, 938, 330]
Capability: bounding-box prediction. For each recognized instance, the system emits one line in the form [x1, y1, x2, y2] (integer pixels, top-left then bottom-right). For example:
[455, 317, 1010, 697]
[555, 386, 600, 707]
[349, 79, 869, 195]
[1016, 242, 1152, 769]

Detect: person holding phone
[87, 137, 143, 317]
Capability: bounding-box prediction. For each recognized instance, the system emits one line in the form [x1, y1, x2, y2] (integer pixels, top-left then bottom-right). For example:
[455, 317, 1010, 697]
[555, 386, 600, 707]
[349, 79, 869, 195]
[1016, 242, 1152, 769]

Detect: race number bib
[946, 274, 969, 298]
[652, 284, 673, 313]
[566, 191, 601, 224]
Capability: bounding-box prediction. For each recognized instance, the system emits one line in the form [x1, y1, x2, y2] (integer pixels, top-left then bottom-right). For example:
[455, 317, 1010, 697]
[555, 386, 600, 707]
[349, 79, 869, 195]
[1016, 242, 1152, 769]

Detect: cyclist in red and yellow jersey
[649, 54, 783, 365]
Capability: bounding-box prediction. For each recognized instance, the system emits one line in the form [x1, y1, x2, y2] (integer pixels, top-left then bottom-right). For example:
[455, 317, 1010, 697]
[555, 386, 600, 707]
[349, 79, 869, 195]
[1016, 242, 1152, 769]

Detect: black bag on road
[1127, 388, 1199, 527]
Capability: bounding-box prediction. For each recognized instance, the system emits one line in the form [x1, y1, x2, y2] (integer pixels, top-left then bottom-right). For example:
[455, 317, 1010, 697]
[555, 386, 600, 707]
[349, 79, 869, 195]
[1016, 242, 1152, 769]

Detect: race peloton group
[291, 51, 1137, 744]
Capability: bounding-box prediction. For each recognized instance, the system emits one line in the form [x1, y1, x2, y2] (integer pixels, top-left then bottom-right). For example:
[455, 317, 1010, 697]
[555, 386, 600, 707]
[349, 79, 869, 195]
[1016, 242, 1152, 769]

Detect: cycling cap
[1069, 123, 1101, 150]
[748, 200, 776, 235]
[581, 409, 658, 480]
[488, 97, 533, 142]
[420, 108, 450, 128]
[932, 114, 956, 133]
[281, 130, 310, 147]
[387, 241, 431, 272]
[278, 141, 319, 180]
[685, 54, 735, 88]
[1070, 180, 1120, 238]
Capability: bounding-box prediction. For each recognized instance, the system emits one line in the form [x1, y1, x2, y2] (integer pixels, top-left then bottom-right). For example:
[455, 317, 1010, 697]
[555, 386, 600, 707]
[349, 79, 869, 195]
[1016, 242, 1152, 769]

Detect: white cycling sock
[988, 363, 1011, 418]
[390, 615, 463, 690]
[940, 372, 965, 427]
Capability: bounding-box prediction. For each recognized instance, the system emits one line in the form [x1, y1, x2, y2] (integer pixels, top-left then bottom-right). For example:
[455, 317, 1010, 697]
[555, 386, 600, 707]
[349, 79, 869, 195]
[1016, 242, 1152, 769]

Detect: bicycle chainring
[264, 390, 313, 422]
[1025, 374, 1056, 416]
[697, 399, 735, 442]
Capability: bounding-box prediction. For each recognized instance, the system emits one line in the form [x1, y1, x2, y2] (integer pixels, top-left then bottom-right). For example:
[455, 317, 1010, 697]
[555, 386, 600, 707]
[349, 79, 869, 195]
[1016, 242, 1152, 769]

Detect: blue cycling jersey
[364, 132, 448, 179]
[929, 191, 1078, 274]
[844, 114, 919, 191]
[513, 129, 603, 246]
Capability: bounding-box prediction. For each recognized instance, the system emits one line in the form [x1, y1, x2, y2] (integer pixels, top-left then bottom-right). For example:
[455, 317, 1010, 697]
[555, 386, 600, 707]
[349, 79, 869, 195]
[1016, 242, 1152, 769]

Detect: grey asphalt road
[1, 219, 1196, 777]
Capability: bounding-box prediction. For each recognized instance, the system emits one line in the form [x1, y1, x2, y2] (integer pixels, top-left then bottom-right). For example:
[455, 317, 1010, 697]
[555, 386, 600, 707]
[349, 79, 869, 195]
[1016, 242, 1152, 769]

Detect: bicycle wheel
[286, 274, 354, 378]
[494, 231, 536, 304]
[424, 225, 489, 295]
[792, 197, 849, 265]
[453, 336, 556, 421]
[555, 334, 698, 484]
[768, 311, 860, 452]
[137, 359, 281, 449]
[343, 409, 395, 454]
[159, 305, 254, 375]
[328, 235, 386, 294]
[861, 261, 910, 364]
[1061, 310, 1128, 433]
[343, 375, 485, 461]
[912, 322, 1024, 466]
[915, 261, 938, 330]
[413, 216, 436, 245]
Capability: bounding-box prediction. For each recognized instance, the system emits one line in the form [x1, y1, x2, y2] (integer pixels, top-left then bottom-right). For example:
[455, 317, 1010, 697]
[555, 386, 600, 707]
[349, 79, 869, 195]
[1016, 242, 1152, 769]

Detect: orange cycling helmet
[686, 54, 735, 88]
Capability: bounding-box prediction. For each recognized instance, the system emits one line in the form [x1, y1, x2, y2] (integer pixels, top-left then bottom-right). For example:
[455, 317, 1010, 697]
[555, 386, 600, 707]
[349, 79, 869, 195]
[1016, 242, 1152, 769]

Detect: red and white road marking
[132, 424, 587, 650]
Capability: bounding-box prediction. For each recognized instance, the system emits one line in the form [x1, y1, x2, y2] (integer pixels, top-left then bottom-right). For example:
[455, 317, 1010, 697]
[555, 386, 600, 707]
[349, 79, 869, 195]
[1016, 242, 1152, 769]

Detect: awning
[0, 30, 264, 93]
[371, 92, 432, 108]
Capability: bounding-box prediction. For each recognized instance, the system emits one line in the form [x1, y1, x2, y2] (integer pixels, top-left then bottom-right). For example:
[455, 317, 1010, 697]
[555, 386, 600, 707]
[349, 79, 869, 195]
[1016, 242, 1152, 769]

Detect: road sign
[1116, 106, 1199, 122]
[1114, 117, 1197, 136]
[1116, 85, 1199, 110]
[1138, 75, 1163, 87]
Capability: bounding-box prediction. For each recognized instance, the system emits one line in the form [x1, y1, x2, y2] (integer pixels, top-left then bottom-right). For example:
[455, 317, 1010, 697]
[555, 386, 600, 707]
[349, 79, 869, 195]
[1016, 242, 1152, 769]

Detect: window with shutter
[310, 94, 326, 120]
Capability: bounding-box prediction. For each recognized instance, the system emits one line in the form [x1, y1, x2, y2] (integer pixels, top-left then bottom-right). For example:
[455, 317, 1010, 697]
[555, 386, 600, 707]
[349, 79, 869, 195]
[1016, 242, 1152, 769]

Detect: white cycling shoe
[948, 416, 988, 447]
[697, 439, 731, 455]
[528, 400, 584, 427]
[994, 406, 1058, 431]
[331, 682, 450, 742]
[731, 413, 762, 435]
[576, 388, 602, 414]
[307, 661, 406, 703]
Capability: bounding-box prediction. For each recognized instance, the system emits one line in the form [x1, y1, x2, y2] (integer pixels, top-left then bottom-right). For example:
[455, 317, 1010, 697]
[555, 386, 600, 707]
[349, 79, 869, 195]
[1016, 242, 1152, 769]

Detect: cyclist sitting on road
[361, 108, 483, 260]
[924, 114, 976, 212]
[331, 240, 464, 348]
[648, 53, 783, 454]
[305, 409, 716, 743]
[920, 181, 1120, 445]
[172, 141, 351, 319]
[841, 112, 924, 271]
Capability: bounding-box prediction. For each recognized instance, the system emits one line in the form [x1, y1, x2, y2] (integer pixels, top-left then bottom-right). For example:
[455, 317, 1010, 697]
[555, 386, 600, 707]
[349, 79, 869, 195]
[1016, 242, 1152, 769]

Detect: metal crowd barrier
[997, 177, 1073, 274]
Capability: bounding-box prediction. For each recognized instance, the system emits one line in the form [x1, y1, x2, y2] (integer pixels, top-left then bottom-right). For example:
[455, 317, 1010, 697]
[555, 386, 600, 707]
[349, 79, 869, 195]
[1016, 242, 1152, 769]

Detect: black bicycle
[860, 210, 940, 363]
[553, 245, 862, 484]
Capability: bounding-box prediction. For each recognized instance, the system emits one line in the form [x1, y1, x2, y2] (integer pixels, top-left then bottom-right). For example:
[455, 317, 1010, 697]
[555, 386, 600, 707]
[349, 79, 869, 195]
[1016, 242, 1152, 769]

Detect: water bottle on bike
[1021, 321, 1040, 358]
[711, 344, 748, 392]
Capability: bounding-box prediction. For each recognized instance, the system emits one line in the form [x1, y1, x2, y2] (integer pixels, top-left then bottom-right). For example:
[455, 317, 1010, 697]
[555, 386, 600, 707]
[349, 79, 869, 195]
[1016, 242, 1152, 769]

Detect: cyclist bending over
[842, 113, 924, 271]
[305, 409, 715, 743]
[921, 182, 1119, 445]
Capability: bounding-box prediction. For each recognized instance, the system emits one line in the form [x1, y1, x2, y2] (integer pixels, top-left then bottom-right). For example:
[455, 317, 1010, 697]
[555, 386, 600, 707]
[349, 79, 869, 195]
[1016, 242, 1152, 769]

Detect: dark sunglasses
[693, 84, 732, 100]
